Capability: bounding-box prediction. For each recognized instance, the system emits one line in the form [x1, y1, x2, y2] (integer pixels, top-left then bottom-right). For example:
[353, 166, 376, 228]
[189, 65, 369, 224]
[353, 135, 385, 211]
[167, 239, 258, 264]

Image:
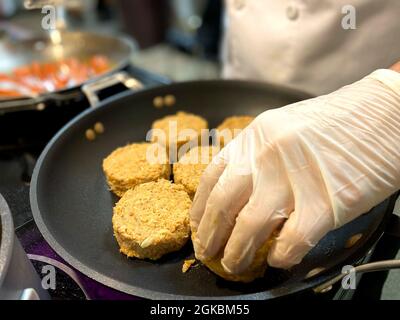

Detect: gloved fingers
[193, 164, 253, 261]
[267, 206, 334, 269]
[190, 149, 228, 232]
[259, 126, 334, 269]
[219, 155, 293, 275]
[267, 167, 335, 269]
[220, 193, 291, 275]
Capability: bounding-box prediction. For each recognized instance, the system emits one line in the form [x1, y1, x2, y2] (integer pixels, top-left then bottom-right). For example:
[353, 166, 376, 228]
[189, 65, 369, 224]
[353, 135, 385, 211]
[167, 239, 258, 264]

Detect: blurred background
[0, 0, 221, 81]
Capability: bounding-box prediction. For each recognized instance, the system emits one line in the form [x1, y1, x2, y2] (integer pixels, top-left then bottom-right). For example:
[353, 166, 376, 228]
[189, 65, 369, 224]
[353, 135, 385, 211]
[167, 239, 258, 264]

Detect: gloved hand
[191, 69, 400, 275]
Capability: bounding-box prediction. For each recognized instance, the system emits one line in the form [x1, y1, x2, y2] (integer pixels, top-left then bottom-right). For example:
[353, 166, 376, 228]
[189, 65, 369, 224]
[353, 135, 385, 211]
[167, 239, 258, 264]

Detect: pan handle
[82, 71, 143, 107]
[313, 259, 400, 294]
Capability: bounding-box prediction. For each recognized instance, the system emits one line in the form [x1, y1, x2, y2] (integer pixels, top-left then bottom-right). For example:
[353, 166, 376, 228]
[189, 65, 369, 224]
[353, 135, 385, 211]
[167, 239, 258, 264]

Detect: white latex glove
[191, 69, 400, 274]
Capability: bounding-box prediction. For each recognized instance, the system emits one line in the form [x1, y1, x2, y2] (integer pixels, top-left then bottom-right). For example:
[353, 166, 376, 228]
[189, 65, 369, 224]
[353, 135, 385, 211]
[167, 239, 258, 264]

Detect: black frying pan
[30, 80, 398, 299]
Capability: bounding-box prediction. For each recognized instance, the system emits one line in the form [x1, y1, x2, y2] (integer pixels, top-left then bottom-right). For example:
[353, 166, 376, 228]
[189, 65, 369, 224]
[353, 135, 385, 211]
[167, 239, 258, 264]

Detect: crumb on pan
[345, 233, 363, 249]
[153, 96, 164, 108]
[85, 128, 96, 141]
[164, 94, 176, 107]
[182, 259, 196, 273]
[305, 267, 326, 279]
[94, 122, 105, 134]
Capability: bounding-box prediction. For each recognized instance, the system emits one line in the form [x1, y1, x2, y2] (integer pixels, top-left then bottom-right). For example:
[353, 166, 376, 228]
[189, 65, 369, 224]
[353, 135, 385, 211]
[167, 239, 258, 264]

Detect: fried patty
[173, 146, 219, 199]
[113, 179, 192, 260]
[103, 143, 170, 197]
[192, 232, 276, 283]
[216, 115, 254, 146]
[151, 111, 208, 159]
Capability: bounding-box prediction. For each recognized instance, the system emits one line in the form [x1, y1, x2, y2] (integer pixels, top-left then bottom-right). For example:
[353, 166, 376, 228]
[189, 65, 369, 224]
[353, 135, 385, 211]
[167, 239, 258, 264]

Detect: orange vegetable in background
[0, 55, 111, 98]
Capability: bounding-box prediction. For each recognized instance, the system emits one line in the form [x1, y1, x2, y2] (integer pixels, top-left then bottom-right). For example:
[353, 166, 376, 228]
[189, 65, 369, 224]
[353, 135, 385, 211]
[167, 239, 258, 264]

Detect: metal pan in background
[30, 80, 400, 299]
[0, 30, 144, 151]
[0, 30, 136, 113]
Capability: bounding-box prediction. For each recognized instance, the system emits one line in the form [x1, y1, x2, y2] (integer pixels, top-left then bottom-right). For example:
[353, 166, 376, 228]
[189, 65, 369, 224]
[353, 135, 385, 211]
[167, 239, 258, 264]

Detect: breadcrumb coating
[103, 143, 170, 197]
[151, 111, 208, 158]
[173, 146, 219, 199]
[192, 231, 277, 283]
[216, 116, 254, 146]
[113, 179, 192, 260]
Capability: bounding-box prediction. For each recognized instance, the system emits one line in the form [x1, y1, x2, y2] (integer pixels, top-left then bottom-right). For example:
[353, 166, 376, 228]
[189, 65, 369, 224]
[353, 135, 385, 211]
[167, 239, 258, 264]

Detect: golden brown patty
[216, 116, 255, 146]
[113, 179, 192, 260]
[151, 111, 208, 158]
[173, 146, 219, 199]
[192, 232, 276, 283]
[103, 143, 170, 197]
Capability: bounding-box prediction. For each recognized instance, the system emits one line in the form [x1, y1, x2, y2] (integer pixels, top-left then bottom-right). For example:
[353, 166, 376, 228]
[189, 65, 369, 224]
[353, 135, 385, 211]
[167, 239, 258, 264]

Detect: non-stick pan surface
[30, 80, 395, 299]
